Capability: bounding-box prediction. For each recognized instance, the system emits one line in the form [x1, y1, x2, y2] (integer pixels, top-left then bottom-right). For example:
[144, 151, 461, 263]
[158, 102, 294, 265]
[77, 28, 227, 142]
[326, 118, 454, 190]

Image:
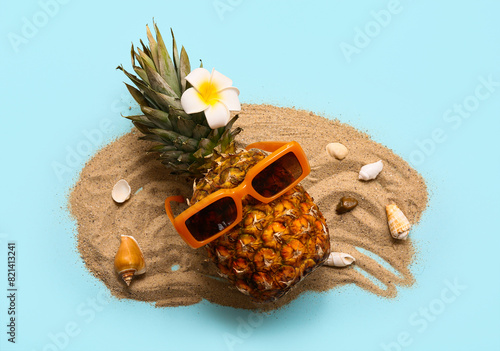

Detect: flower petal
[185, 68, 211, 89]
[217, 87, 241, 111]
[211, 69, 233, 90]
[181, 87, 208, 114]
[204, 101, 230, 129]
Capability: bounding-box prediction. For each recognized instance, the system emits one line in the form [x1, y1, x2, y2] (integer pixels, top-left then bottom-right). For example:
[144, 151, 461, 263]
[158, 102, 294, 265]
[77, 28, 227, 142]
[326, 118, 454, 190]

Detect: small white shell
[326, 143, 348, 160]
[112, 179, 131, 203]
[324, 252, 356, 267]
[359, 160, 383, 180]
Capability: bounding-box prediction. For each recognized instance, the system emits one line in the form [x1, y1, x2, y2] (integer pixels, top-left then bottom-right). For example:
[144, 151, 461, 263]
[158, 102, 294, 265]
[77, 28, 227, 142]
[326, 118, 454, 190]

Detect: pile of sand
[69, 104, 428, 310]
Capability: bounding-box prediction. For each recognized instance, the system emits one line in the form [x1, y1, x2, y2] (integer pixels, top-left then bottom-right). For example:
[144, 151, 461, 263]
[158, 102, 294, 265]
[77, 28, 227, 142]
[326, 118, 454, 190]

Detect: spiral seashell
[114, 235, 146, 286]
[386, 203, 411, 240]
[112, 179, 131, 203]
[324, 252, 356, 267]
[359, 160, 383, 181]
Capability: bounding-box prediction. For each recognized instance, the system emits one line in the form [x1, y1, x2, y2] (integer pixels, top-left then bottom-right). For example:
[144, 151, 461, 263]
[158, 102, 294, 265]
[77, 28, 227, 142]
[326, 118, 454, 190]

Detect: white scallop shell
[324, 252, 356, 267]
[359, 160, 383, 180]
[326, 142, 348, 160]
[112, 179, 131, 203]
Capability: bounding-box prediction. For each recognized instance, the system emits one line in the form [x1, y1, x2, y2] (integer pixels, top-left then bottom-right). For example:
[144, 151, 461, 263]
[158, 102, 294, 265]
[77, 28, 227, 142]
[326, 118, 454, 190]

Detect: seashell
[114, 235, 146, 286]
[336, 196, 358, 214]
[359, 160, 383, 181]
[386, 203, 411, 240]
[326, 142, 348, 160]
[112, 179, 131, 203]
[324, 252, 356, 267]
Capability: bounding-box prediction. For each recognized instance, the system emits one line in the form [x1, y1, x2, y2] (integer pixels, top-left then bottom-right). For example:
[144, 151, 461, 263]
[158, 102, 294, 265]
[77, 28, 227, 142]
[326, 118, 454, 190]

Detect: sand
[69, 104, 428, 310]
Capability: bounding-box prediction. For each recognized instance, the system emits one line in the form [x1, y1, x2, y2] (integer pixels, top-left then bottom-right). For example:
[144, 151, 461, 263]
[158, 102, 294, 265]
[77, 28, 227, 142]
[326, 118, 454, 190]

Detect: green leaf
[132, 121, 150, 134]
[143, 61, 178, 97]
[230, 127, 243, 139]
[192, 149, 204, 159]
[219, 128, 235, 152]
[141, 106, 173, 130]
[139, 134, 172, 144]
[177, 153, 194, 163]
[179, 46, 191, 93]
[137, 49, 156, 72]
[168, 114, 179, 133]
[176, 118, 196, 138]
[224, 115, 239, 132]
[118, 66, 160, 109]
[161, 159, 190, 172]
[192, 124, 211, 140]
[118, 65, 148, 91]
[139, 40, 153, 60]
[161, 152, 193, 164]
[169, 106, 192, 120]
[207, 127, 220, 142]
[146, 25, 160, 71]
[124, 83, 148, 107]
[150, 128, 180, 141]
[198, 138, 214, 150]
[133, 66, 149, 85]
[150, 129, 198, 152]
[130, 43, 136, 69]
[125, 114, 156, 128]
[147, 144, 176, 153]
[170, 28, 180, 81]
[159, 150, 183, 161]
[150, 90, 182, 111]
[154, 23, 181, 97]
[122, 69, 179, 112]
[188, 111, 205, 126]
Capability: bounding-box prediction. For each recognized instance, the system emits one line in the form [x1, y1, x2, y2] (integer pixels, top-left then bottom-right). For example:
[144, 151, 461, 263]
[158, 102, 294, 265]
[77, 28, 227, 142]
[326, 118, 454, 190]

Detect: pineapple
[119, 23, 330, 302]
[191, 151, 330, 302]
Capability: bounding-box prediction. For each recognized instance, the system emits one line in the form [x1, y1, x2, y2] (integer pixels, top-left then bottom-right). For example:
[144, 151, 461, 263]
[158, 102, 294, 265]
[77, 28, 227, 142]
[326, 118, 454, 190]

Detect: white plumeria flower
[180, 68, 241, 129]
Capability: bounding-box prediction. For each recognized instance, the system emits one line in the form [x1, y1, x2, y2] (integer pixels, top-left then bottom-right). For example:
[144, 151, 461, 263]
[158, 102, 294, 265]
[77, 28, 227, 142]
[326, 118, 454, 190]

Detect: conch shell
[112, 179, 131, 203]
[386, 203, 411, 240]
[324, 252, 356, 267]
[359, 160, 383, 181]
[114, 235, 146, 286]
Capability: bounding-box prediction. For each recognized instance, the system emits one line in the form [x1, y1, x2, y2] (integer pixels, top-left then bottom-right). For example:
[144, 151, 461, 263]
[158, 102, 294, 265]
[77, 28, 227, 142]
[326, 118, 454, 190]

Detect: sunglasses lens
[185, 197, 238, 241]
[252, 152, 303, 198]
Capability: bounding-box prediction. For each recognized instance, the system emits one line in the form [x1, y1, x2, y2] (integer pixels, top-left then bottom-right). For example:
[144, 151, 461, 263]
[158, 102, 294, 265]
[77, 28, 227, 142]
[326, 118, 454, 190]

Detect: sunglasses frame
[165, 141, 310, 248]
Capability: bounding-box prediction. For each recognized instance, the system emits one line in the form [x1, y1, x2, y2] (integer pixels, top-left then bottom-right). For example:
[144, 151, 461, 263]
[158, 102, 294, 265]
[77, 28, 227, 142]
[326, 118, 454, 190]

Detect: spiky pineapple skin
[191, 149, 330, 303]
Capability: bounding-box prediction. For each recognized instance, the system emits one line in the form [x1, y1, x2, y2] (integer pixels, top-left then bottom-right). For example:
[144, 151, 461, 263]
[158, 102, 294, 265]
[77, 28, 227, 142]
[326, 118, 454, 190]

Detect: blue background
[1, 0, 499, 350]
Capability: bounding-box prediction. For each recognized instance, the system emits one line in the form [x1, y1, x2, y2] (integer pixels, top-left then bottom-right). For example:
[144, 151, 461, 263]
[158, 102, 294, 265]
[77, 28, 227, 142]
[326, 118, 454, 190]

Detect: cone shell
[324, 252, 356, 267]
[386, 204, 411, 240]
[114, 235, 146, 286]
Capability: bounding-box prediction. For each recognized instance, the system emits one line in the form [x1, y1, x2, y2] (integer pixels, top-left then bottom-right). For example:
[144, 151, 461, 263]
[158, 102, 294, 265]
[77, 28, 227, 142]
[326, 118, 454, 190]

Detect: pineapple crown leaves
[117, 22, 242, 177]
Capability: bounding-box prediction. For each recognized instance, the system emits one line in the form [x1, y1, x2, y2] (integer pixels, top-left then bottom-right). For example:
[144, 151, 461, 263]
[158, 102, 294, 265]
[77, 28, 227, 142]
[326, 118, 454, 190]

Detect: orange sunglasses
[165, 141, 310, 248]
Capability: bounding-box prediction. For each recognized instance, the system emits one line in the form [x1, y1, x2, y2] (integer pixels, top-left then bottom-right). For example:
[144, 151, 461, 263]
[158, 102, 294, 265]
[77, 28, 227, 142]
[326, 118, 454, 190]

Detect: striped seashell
[386, 203, 411, 240]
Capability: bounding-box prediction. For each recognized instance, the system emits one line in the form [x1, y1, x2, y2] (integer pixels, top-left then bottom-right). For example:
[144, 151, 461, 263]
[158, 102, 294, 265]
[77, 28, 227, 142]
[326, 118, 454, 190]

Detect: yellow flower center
[198, 81, 221, 106]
